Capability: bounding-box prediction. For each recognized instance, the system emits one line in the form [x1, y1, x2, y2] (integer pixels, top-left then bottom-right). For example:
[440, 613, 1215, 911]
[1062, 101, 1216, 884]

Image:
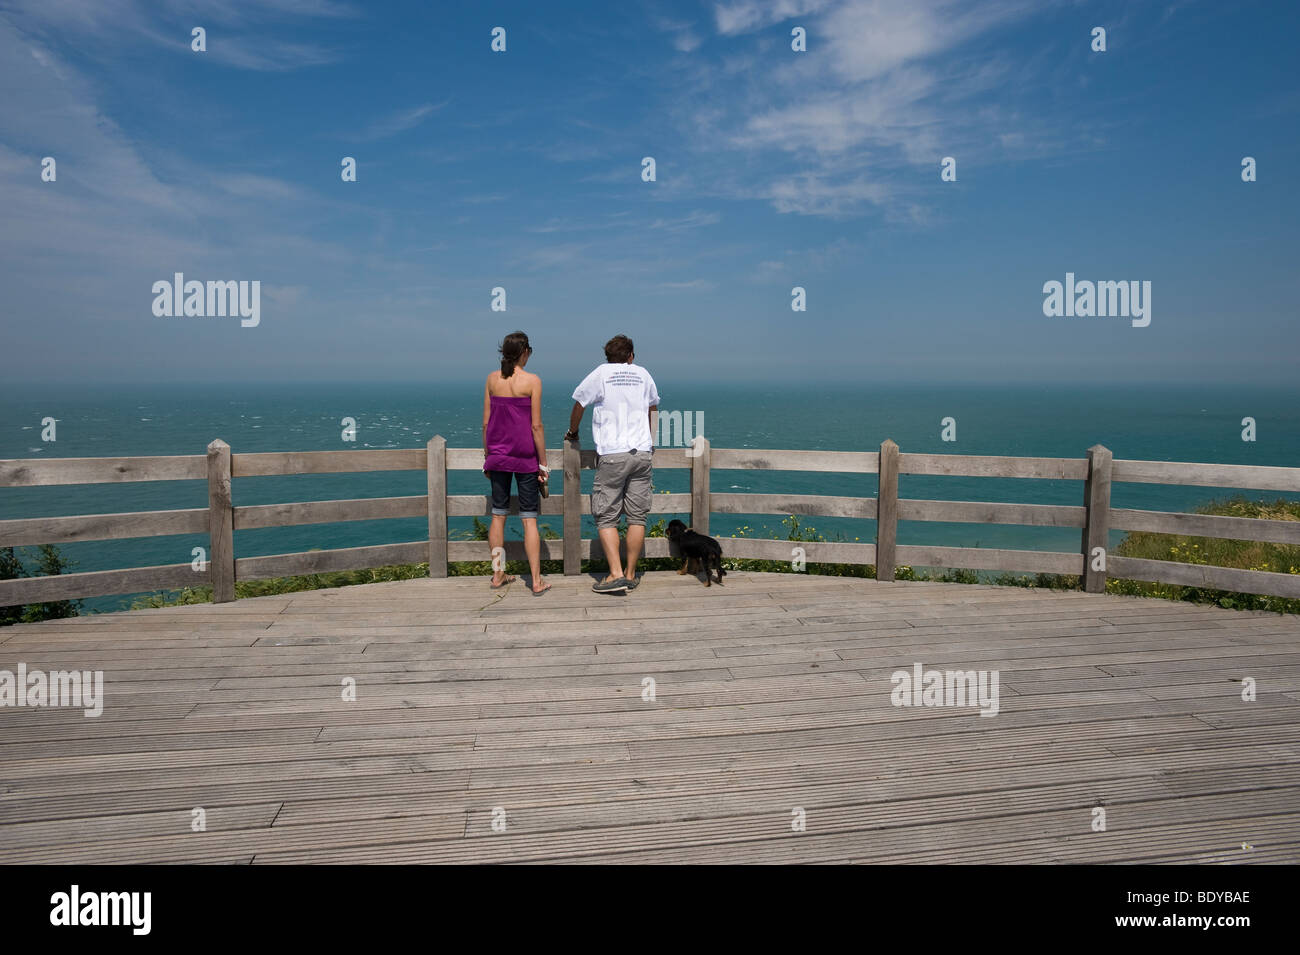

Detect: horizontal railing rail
[2, 436, 1298, 606]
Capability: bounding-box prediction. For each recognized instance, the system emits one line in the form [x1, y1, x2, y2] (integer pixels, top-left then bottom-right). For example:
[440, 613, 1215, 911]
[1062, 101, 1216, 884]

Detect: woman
[482, 331, 550, 595]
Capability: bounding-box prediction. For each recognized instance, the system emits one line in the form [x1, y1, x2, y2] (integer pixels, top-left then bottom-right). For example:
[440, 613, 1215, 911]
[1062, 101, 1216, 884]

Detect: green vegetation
[108, 497, 1300, 617]
[0, 545, 83, 624]
[1106, 496, 1300, 613]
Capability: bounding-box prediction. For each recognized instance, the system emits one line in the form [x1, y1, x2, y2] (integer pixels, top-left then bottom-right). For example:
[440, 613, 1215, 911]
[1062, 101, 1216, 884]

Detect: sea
[2, 382, 1298, 613]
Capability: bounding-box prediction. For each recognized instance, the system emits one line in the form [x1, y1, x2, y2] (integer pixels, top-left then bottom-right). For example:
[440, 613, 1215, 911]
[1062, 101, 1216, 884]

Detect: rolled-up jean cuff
[490, 507, 510, 516]
[519, 511, 539, 520]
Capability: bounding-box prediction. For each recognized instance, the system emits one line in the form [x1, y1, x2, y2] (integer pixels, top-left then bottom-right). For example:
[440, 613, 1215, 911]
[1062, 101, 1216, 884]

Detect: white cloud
[3, 0, 354, 71]
[658, 278, 715, 290]
[714, 0, 831, 35]
[361, 101, 448, 140]
[216, 174, 311, 201]
[679, 0, 1060, 217]
[0, 19, 365, 367]
[648, 210, 721, 231]
[673, 30, 702, 52]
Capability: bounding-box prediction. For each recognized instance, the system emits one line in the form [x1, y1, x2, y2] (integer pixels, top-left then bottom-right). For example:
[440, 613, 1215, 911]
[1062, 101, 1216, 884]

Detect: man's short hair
[604, 334, 634, 363]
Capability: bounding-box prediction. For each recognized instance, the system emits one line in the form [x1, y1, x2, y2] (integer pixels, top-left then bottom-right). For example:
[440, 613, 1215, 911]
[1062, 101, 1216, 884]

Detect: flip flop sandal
[532, 584, 552, 597]
[490, 575, 517, 590]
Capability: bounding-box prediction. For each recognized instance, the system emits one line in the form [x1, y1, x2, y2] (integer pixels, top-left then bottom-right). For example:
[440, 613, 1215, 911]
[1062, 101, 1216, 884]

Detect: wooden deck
[1, 571, 1298, 864]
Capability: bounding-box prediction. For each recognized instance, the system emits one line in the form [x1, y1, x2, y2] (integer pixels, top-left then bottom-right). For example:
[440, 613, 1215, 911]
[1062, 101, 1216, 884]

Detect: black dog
[666, 519, 726, 587]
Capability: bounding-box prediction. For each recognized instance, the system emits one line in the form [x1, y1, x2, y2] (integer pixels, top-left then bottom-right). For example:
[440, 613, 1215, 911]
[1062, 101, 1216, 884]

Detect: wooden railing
[2, 438, 1299, 607]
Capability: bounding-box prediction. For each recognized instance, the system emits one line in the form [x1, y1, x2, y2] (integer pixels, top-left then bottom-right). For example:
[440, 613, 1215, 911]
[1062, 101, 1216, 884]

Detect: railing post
[563, 438, 581, 575]
[876, 439, 899, 581]
[1082, 444, 1113, 593]
[690, 436, 711, 535]
[427, 435, 447, 578]
[206, 439, 235, 603]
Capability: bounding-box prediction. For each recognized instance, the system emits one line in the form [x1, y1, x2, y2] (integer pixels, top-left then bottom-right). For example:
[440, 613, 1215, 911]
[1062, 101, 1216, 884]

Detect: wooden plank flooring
[1, 571, 1297, 864]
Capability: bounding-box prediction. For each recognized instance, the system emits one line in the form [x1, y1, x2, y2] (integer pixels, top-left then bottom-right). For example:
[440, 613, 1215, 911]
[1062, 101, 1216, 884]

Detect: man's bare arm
[566, 401, 585, 440]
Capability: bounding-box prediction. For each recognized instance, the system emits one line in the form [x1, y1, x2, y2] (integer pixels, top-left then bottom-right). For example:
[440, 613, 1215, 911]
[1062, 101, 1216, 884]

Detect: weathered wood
[563, 438, 581, 576]
[895, 545, 1084, 575]
[900, 453, 1088, 480]
[649, 447, 692, 469]
[1108, 556, 1300, 599]
[0, 455, 206, 487]
[713, 493, 876, 520]
[447, 494, 566, 517]
[897, 499, 1083, 527]
[649, 493, 692, 514]
[235, 496, 426, 530]
[690, 437, 711, 536]
[1110, 507, 1300, 544]
[447, 448, 483, 471]
[426, 436, 448, 579]
[235, 542, 428, 581]
[447, 448, 565, 471]
[1112, 458, 1300, 492]
[10, 442, 1300, 606]
[3, 570, 1299, 864]
[722, 537, 877, 565]
[232, 449, 426, 477]
[448, 540, 565, 563]
[876, 439, 899, 581]
[0, 508, 208, 547]
[710, 448, 878, 473]
[1082, 444, 1113, 594]
[207, 439, 236, 603]
[0, 562, 201, 604]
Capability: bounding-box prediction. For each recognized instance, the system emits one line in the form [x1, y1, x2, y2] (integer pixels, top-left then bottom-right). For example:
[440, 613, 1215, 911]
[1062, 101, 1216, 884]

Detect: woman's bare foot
[490, 573, 517, 589]
[532, 578, 551, 595]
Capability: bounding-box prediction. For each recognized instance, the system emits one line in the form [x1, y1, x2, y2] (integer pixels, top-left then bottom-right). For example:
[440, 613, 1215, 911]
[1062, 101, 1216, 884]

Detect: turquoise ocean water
[2, 382, 1298, 613]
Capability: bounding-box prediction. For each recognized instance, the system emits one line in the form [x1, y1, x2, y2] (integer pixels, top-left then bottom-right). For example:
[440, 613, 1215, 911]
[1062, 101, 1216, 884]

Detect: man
[565, 334, 659, 594]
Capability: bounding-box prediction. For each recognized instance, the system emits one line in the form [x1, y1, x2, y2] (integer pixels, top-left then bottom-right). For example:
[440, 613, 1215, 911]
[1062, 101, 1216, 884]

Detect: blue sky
[1, 0, 1297, 386]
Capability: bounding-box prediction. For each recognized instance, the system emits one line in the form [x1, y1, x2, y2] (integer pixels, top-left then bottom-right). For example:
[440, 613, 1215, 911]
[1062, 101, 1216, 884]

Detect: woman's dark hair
[604, 334, 634, 363]
[499, 331, 531, 378]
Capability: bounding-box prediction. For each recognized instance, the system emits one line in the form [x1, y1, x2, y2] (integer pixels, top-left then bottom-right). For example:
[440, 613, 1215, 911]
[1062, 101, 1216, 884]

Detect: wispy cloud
[714, 0, 831, 35]
[665, 0, 1060, 216]
[648, 210, 721, 231]
[216, 173, 311, 201]
[361, 101, 448, 140]
[3, 0, 356, 71]
[658, 278, 715, 290]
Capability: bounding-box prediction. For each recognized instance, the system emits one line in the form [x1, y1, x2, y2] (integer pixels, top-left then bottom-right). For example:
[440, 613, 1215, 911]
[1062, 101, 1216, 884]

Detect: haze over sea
[3, 380, 1297, 614]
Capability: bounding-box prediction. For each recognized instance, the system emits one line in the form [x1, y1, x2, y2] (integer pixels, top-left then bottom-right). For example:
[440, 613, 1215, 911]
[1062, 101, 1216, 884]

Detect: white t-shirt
[572, 363, 661, 455]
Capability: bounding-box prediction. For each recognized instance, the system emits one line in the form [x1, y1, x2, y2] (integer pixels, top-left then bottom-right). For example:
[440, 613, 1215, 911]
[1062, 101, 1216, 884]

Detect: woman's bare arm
[482, 376, 492, 469]
[530, 374, 547, 474]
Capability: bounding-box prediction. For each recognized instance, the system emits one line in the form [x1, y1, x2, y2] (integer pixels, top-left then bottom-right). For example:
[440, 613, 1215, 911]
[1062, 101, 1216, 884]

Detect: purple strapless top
[484, 395, 537, 472]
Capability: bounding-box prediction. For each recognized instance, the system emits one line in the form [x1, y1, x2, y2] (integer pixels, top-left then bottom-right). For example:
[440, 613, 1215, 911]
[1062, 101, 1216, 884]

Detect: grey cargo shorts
[591, 449, 654, 528]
